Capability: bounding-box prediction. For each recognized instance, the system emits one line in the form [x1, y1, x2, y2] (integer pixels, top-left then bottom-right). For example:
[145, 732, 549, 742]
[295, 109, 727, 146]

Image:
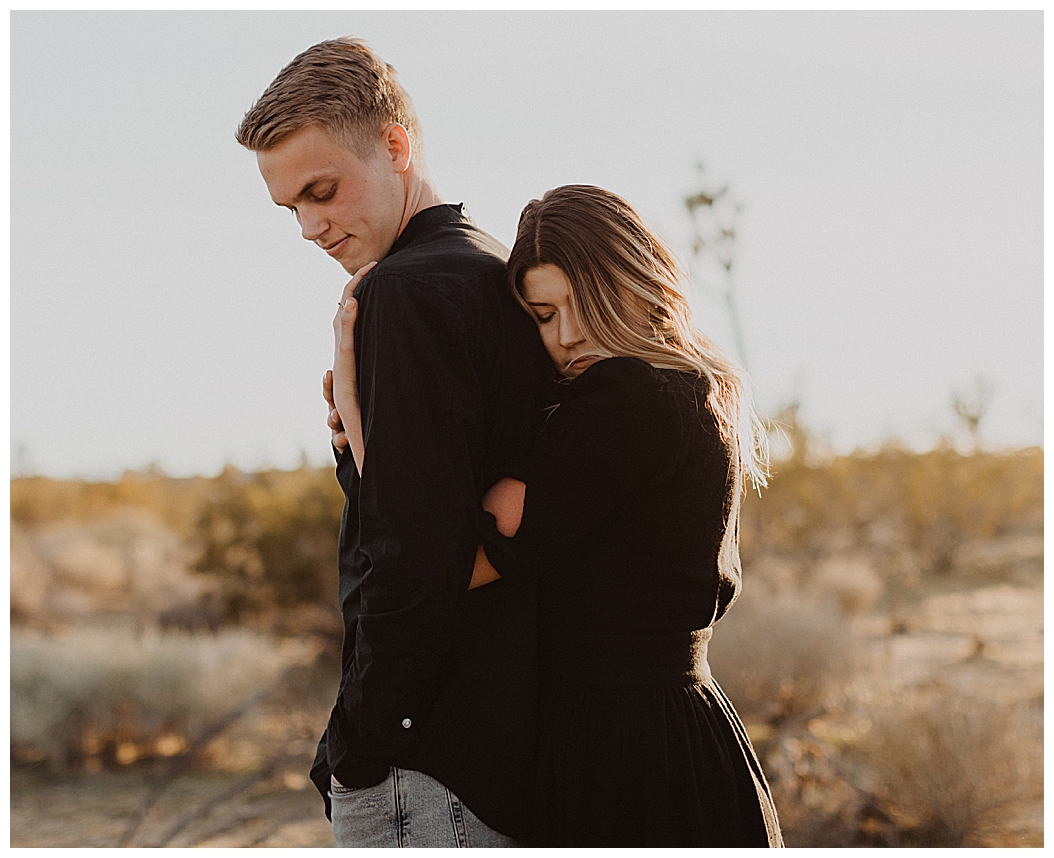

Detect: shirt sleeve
[338, 273, 481, 755]
[513, 357, 680, 554]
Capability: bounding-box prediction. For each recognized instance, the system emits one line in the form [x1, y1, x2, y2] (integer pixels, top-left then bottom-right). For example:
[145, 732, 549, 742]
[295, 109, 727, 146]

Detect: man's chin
[337, 249, 384, 277]
[338, 257, 369, 276]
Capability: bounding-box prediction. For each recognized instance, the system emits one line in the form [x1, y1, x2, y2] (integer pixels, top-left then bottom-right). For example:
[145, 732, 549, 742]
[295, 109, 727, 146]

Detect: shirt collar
[387, 203, 470, 258]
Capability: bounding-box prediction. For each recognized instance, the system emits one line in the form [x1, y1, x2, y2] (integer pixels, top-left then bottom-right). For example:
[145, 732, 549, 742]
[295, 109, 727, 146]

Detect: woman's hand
[330, 262, 377, 473]
[468, 545, 502, 589]
[323, 370, 348, 451]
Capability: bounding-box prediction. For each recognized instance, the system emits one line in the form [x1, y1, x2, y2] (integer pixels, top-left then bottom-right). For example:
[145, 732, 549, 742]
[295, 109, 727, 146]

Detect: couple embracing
[237, 37, 783, 849]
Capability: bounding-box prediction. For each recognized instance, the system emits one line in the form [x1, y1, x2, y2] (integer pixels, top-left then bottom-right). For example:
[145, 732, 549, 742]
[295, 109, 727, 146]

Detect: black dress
[486, 356, 783, 847]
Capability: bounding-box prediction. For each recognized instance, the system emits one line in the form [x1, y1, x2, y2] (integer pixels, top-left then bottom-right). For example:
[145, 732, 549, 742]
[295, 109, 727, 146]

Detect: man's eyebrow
[273, 176, 331, 207]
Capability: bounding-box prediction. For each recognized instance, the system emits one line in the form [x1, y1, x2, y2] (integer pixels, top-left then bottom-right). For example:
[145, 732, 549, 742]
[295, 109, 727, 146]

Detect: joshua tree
[951, 376, 993, 450]
[685, 163, 749, 370]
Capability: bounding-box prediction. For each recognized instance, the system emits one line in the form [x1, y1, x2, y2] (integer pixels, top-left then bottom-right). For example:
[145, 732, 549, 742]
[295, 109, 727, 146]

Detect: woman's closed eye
[535, 312, 555, 324]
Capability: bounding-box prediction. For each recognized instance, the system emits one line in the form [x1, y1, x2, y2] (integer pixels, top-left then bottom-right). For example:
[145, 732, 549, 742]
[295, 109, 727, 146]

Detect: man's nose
[299, 209, 326, 243]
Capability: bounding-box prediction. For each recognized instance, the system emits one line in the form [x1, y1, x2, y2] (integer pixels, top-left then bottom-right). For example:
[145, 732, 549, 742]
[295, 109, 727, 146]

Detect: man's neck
[397, 171, 445, 238]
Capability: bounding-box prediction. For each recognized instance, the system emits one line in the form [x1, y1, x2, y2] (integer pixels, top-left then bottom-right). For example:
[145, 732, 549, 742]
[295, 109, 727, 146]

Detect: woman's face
[521, 264, 603, 378]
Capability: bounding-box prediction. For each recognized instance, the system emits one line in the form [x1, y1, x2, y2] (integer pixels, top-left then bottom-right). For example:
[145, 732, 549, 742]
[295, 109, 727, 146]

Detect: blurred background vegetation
[10, 409, 1042, 846]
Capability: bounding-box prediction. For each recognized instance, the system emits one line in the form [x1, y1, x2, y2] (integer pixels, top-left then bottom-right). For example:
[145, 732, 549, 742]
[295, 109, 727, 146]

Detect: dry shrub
[192, 465, 344, 619]
[11, 468, 345, 636]
[811, 553, 884, 615]
[11, 627, 313, 772]
[11, 468, 212, 536]
[709, 588, 859, 726]
[856, 686, 1042, 846]
[13, 510, 204, 629]
[12, 465, 347, 624]
[741, 444, 1043, 574]
[893, 446, 1044, 573]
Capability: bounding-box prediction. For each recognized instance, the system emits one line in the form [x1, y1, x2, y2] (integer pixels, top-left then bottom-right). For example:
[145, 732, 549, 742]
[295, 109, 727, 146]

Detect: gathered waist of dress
[541, 627, 713, 688]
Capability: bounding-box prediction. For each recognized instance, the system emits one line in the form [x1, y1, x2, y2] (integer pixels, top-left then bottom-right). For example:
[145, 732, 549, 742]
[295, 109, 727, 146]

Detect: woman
[328, 185, 783, 847]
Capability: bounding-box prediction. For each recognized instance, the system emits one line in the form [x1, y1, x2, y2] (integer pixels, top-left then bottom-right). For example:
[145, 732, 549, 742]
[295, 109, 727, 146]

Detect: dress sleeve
[514, 357, 679, 554]
[338, 274, 479, 753]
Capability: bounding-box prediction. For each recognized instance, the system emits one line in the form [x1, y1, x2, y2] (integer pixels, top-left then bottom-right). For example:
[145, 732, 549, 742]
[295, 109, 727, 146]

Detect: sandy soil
[11, 653, 341, 848]
[11, 557, 1042, 848]
[11, 767, 335, 848]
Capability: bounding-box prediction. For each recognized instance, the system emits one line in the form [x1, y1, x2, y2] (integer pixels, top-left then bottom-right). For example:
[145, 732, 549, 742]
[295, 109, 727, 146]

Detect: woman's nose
[559, 314, 585, 348]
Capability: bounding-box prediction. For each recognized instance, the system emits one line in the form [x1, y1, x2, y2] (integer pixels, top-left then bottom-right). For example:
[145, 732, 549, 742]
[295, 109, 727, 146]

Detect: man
[236, 38, 551, 847]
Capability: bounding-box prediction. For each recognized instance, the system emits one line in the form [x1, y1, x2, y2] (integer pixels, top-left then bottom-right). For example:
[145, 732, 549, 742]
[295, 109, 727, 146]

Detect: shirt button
[401, 718, 412, 729]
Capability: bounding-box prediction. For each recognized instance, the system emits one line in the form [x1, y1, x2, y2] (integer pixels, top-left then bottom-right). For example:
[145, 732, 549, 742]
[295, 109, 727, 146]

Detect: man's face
[257, 124, 405, 275]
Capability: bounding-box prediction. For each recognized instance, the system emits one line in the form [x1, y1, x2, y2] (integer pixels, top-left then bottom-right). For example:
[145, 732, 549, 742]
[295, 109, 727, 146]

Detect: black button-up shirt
[309, 204, 553, 838]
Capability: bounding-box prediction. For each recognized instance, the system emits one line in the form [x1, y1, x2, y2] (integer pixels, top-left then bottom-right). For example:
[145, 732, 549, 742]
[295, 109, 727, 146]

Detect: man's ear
[382, 123, 412, 173]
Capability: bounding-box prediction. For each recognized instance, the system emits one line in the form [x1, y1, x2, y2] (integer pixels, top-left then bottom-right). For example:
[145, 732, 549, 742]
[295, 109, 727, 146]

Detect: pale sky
[10, 11, 1043, 479]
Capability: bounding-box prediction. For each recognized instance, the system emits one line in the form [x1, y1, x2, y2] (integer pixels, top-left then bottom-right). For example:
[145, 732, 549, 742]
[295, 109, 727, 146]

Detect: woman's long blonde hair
[508, 185, 768, 593]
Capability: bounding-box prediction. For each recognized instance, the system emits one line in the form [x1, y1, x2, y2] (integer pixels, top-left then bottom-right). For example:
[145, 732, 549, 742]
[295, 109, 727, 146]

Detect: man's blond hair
[236, 37, 422, 159]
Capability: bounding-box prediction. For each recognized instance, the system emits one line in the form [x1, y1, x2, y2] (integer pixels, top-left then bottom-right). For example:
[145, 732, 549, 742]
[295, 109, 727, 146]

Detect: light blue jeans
[330, 767, 522, 847]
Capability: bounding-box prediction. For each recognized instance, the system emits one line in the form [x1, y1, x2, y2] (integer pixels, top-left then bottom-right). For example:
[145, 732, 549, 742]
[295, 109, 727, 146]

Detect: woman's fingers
[339, 260, 378, 306]
[339, 296, 358, 326]
[333, 261, 375, 333]
[323, 370, 336, 408]
[323, 371, 347, 447]
[333, 298, 356, 331]
[334, 301, 358, 367]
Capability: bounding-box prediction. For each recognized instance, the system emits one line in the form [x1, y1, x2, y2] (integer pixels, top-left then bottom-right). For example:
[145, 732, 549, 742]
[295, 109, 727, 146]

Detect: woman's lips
[565, 354, 599, 374]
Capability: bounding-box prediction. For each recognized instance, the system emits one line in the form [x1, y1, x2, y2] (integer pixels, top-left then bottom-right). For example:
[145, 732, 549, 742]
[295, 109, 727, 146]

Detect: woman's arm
[511, 358, 680, 552]
[467, 477, 527, 589]
[483, 477, 525, 537]
[330, 262, 376, 473]
[327, 262, 526, 592]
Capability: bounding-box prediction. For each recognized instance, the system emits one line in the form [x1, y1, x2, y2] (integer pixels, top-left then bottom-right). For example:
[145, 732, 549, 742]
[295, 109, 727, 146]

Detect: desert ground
[10, 446, 1043, 847]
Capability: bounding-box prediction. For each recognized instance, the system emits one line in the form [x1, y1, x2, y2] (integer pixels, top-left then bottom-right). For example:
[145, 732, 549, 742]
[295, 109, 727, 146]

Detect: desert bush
[741, 444, 1043, 575]
[709, 588, 859, 726]
[11, 627, 313, 772]
[11, 465, 347, 625]
[854, 685, 1042, 846]
[192, 465, 344, 618]
[811, 553, 884, 615]
[13, 510, 206, 630]
[10, 468, 211, 536]
[894, 445, 1043, 573]
[11, 444, 1041, 626]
